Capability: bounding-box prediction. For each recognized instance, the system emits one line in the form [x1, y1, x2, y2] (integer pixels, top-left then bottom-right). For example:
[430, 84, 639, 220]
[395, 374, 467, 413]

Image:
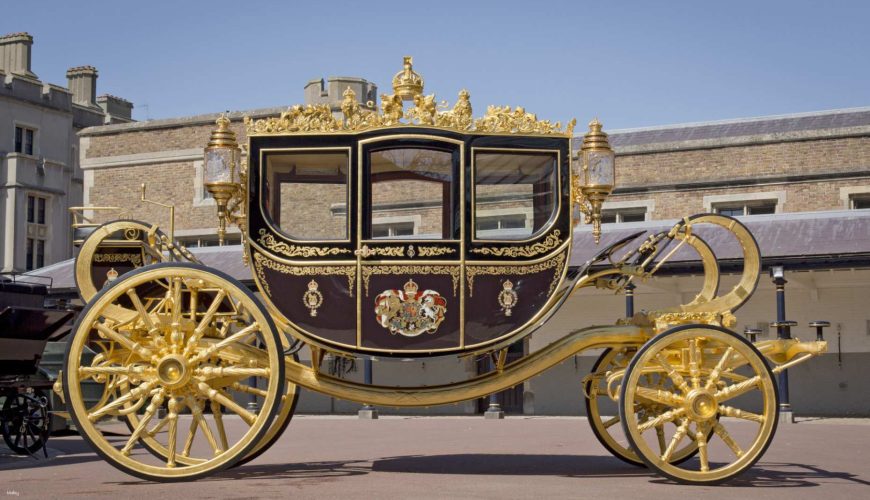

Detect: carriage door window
[264, 150, 349, 240]
[474, 151, 558, 239]
[368, 147, 456, 240]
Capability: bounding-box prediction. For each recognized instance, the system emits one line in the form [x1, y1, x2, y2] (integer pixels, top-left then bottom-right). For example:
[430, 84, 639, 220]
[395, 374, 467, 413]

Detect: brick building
[56, 84, 870, 416]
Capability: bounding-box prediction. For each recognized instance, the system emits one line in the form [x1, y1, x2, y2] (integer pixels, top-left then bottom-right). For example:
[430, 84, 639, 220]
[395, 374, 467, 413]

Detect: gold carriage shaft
[62, 57, 827, 485]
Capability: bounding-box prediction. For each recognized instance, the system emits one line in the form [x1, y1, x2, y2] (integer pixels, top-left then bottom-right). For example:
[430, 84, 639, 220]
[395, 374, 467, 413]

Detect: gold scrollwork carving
[470, 230, 562, 258]
[369, 246, 405, 258]
[362, 265, 460, 297]
[245, 57, 573, 137]
[257, 229, 351, 258]
[416, 246, 456, 257]
[466, 252, 565, 297]
[93, 252, 143, 266]
[252, 253, 356, 297]
[646, 310, 737, 332]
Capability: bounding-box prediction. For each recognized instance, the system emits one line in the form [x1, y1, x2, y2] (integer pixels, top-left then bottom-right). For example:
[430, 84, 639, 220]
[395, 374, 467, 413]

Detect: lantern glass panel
[586, 150, 614, 187]
[205, 148, 233, 184]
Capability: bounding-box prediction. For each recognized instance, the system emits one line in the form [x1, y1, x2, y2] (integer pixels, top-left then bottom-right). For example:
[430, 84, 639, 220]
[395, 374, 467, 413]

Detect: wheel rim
[64, 264, 284, 481]
[620, 326, 778, 484]
[585, 348, 703, 467]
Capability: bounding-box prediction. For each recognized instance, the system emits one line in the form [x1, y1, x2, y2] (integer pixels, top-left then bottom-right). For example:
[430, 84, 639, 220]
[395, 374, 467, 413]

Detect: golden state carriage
[59, 58, 828, 484]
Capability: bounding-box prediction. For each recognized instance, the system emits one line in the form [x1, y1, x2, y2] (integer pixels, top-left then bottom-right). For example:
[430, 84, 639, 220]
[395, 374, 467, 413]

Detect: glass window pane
[27, 195, 35, 223]
[747, 203, 775, 215]
[474, 152, 557, 240]
[621, 211, 646, 222]
[36, 239, 45, 268]
[26, 238, 34, 271]
[369, 148, 454, 240]
[15, 127, 23, 153]
[37, 197, 46, 224]
[25, 129, 34, 155]
[264, 151, 349, 241]
[853, 197, 870, 210]
[716, 206, 744, 217]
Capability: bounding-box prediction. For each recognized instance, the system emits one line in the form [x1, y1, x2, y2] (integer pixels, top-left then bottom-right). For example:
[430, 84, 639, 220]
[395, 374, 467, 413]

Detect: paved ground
[1, 416, 868, 499]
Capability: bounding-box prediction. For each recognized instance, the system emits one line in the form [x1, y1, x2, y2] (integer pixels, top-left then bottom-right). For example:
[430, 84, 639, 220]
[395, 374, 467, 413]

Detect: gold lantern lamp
[572, 118, 615, 243]
[204, 115, 244, 245]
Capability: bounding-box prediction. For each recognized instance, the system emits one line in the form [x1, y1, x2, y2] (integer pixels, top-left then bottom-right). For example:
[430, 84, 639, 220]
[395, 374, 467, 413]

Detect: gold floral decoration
[257, 229, 351, 258]
[93, 252, 143, 266]
[466, 252, 565, 297]
[470, 230, 562, 258]
[416, 246, 456, 257]
[253, 252, 356, 297]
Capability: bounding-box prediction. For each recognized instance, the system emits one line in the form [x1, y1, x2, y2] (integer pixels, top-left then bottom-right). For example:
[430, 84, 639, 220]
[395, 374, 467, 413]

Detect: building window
[849, 194, 870, 210]
[372, 220, 416, 238]
[25, 194, 49, 270]
[14, 126, 35, 155]
[712, 200, 777, 216]
[476, 213, 528, 234]
[601, 207, 647, 224]
[176, 235, 241, 248]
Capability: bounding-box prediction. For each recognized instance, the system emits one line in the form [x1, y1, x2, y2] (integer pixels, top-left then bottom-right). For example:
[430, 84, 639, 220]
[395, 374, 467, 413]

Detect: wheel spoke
[188, 323, 260, 365]
[715, 375, 761, 402]
[169, 278, 184, 350]
[638, 407, 686, 433]
[94, 321, 154, 361]
[713, 422, 744, 457]
[196, 366, 270, 380]
[718, 405, 765, 423]
[654, 354, 691, 394]
[88, 381, 156, 421]
[126, 288, 159, 336]
[121, 390, 165, 455]
[602, 415, 620, 429]
[661, 419, 690, 462]
[165, 398, 180, 467]
[195, 382, 256, 425]
[688, 339, 701, 390]
[188, 397, 222, 456]
[211, 400, 229, 451]
[655, 425, 667, 455]
[180, 411, 199, 458]
[704, 346, 734, 391]
[694, 424, 710, 472]
[635, 386, 684, 408]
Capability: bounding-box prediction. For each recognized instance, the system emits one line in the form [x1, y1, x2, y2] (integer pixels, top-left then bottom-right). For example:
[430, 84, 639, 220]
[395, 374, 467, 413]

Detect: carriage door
[356, 137, 463, 353]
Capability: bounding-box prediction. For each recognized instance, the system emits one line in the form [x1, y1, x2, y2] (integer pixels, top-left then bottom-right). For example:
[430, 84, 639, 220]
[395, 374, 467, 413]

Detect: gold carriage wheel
[585, 348, 705, 467]
[63, 263, 285, 482]
[619, 325, 778, 485]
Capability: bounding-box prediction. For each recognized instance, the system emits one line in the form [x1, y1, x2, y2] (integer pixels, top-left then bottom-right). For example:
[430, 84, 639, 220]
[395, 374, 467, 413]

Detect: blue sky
[5, 0, 869, 129]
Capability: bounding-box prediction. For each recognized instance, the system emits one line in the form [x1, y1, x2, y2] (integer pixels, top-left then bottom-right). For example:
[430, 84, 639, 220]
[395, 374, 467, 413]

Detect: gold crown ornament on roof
[392, 56, 424, 101]
[244, 56, 576, 137]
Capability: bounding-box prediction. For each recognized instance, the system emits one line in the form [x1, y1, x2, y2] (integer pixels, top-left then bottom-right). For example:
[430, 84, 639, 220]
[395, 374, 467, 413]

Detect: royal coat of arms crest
[374, 279, 447, 337]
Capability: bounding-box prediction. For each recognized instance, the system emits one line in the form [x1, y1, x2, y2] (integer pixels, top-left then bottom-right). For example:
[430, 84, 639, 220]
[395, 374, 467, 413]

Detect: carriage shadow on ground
[108, 454, 868, 488]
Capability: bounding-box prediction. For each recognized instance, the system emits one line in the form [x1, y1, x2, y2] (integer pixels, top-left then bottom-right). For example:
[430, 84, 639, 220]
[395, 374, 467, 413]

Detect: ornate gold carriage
[60, 58, 828, 484]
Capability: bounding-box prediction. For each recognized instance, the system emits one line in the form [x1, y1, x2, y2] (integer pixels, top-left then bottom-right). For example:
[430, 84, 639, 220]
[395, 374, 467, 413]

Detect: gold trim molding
[93, 252, 143, 266]
[253, 252, 356, 297]
[258, 229, 351, 258]
[466, 252, 565, 297]
[416, 245, 456, 257]
[470, 230, 562, 258]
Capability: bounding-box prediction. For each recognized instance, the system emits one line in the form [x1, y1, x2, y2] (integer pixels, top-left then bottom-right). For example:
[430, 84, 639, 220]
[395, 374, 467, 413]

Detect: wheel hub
[156, 355, 191, 389]
[685, 388, 718, 421]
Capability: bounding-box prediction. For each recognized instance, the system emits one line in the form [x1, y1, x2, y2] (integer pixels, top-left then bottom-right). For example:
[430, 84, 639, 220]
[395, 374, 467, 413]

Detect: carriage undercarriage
[57, 58, 827, 484]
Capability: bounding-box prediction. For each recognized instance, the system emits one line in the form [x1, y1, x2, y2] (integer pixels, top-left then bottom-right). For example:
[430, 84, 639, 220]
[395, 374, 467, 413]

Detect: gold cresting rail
[59, 56, 828, 485]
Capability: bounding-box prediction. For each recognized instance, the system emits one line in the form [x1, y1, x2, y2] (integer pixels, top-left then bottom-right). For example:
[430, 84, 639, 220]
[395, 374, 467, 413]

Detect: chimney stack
[0, 32, 38, 79]
[66, 66, 99, 108]
[97, 94, 134, 123]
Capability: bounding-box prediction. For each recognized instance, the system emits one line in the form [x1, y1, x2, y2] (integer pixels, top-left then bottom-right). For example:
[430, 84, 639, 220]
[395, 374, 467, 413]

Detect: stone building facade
[73, 81, 870, 416]
[0, 32, 132, 272]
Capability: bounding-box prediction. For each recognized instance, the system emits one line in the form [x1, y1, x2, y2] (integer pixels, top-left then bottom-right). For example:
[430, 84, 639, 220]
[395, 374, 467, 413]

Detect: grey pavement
[1, 416, 868, 499]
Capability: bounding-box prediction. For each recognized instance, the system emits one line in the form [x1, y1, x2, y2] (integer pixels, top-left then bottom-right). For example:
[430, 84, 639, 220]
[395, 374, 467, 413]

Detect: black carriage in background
[0, 273, 74, 456]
